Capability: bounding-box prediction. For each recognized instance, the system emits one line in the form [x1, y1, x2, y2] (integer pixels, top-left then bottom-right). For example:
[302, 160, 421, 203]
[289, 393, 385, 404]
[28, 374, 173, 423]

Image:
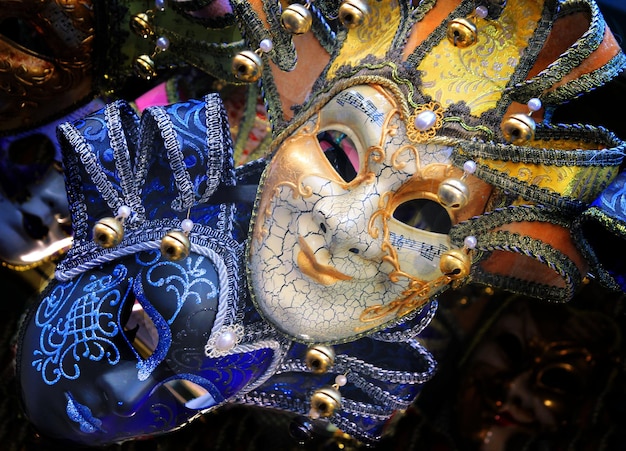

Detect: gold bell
[130, 12, 154, 39]
[161, 230, 191, 261]
[305, 345, 335, 374]
[281, 3, 313, 35]
[93, 217, 124, 249]
[134, 55, 157, 80]
[338, 0, 370, 29]
[310, 386, 342, 418]
[501, 113, 536, 145]
[439, 248, 471, 280]
[447, 17, 478, 48]
[232, 50, 263, 83]
[438, 178, 470, 209]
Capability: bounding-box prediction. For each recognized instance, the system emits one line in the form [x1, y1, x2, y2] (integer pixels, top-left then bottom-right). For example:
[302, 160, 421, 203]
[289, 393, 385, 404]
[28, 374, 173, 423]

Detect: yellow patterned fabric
[419, 0, 543, 114]
[476, 158, 619, 203]
[326, 0, 402, 79]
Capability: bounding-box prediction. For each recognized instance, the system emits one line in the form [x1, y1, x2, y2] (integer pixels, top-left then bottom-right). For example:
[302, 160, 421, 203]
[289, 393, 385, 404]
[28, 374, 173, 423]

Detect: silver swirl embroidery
[144, 256, 218, 325]
[32, 264, 128, 385]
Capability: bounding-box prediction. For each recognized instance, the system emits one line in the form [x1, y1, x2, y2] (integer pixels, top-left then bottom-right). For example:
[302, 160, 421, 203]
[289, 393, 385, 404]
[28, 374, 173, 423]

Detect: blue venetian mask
[16, 95, 287, 445]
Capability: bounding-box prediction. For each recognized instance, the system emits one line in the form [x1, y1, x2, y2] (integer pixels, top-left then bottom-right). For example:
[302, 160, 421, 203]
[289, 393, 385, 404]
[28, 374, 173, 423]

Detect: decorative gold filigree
[361, 183, 462, 325]
[406, 102, 444, 143]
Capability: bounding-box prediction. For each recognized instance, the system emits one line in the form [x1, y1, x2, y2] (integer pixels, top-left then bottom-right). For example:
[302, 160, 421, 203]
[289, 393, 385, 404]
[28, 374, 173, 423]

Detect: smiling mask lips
[16, 94, 287, 446]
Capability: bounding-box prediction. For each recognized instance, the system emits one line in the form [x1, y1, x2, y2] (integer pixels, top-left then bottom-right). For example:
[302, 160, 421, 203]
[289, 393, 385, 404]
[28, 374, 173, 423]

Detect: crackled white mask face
[249, 84, 489, 343]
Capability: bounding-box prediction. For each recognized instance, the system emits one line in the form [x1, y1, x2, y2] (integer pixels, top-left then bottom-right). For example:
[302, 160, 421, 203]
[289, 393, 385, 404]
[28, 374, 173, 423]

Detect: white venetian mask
[248, 84, 490, 343]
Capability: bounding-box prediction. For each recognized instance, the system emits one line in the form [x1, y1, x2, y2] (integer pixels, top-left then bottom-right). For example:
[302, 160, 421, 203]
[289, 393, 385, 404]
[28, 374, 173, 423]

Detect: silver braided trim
[347, 372, 413, 410]
[105, 102, 144, 222]
[370, 300, 438, 342]
[60, 121, 124, 216]
[147, 105, 196, 211]
[229, 339, 289, 394]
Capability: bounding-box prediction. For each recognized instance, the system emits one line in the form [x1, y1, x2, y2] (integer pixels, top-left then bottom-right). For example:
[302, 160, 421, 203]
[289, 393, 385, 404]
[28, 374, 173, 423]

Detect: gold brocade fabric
[326, 0, 402, 79]
[476, 158, 620, 202]
[419, 0, 543, 114]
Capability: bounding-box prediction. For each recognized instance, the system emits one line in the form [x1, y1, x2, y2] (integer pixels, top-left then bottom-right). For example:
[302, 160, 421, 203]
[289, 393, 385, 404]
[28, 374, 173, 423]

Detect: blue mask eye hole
[122, 298, 159, 359]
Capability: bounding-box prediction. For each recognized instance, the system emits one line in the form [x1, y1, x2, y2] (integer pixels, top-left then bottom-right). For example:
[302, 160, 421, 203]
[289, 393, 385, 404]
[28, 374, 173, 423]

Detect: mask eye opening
[392, 198, 452, 234]
[535, 363, 584, 395]
[317, 130, 359, 183]
[164, 379, 216, 410]
[122, 298, 159, 359]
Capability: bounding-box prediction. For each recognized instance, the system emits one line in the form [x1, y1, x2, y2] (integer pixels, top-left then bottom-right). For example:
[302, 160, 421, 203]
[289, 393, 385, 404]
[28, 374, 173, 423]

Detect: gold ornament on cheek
[360, 186, 469, 326]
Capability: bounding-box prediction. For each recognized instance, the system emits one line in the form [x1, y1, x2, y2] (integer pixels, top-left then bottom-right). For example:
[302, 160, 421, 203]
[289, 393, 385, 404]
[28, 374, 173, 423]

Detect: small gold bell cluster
[233, 0, 371, 83]
[304, 345, 347, 419]
[93, 205, 194, 262]
[129, 0, 171, 80]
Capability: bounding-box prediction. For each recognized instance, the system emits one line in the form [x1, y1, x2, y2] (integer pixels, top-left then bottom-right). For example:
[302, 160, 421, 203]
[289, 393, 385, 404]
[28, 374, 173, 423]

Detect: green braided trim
[260, 67, 288, 134]
[262, 1, 297, 71]
[508, 0, 606, 102]
[230, 1, 273, 53]
[310, 4, 337, 54]
[405, 0, 472, 69]
[460, 158, 588, 212]
[450, 205, 582, 302]
[447, 123, 625, 213]
[542, 52, 626, 105]
[572, 207, 625, 291]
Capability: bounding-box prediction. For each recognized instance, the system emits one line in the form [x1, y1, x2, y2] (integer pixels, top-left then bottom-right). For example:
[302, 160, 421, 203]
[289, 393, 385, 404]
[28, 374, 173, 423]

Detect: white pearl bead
[414, 110, 437, 131]
[117, 205, 131, 218]
[155, 0, 167, 10]
[214, 330, 237, 351]
[259, 39, 273, 53]
[527, 97, 542, 112]
[463, 160, 477, 175]
[335, 375, 347, 387]
[475, 5, 489, 19]
[181, 218, 194, 233]
[156, 36, 170, 51]
[464, 235, 477, 250]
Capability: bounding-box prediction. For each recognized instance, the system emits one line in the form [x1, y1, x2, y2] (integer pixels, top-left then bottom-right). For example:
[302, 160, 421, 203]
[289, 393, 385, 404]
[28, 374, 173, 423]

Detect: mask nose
[312, 192, 383, 259]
